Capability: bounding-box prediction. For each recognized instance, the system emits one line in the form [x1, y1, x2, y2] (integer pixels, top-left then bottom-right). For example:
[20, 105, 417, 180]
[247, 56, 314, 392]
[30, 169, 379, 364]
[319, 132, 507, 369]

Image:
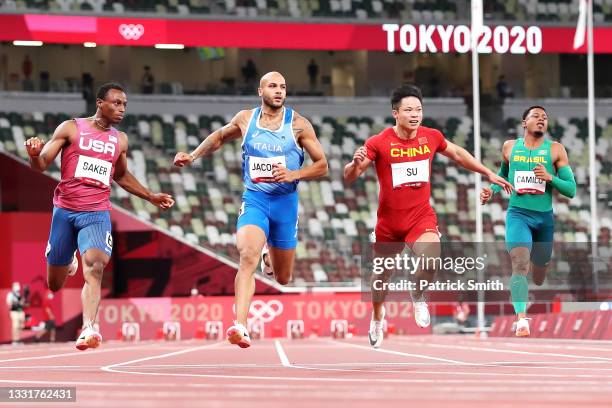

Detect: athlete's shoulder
[236, 109, 254, 120]
[502, 139, 517, 149]
[364, 129, 383, 147]
[501, 139, 517, 160]
[419, 126, 444, 138]
[230, 109, 254, 128]
[116, 129, 128, 143]
[290, 108, 307, 123]
[550, 140, 565, 149]
[53, 119, 78, 139]
[61, 118, 79, 129]
[550, 140, 567, 155]
[371, 127, 394, 140]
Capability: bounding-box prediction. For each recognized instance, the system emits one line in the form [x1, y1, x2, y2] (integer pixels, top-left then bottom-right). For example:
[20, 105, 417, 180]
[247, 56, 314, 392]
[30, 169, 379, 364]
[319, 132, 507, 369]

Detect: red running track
[0, 335, 610, 407]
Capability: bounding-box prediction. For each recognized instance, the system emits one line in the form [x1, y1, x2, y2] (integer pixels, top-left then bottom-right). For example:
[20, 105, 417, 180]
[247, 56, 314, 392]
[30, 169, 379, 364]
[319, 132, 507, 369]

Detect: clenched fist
[25, 137, 45, 157]
[173, 152, 194, 167]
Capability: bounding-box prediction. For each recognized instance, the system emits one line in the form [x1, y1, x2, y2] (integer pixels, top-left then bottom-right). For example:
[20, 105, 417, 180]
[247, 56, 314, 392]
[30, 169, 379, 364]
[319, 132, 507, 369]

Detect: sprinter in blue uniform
[174, 72, 328, 348]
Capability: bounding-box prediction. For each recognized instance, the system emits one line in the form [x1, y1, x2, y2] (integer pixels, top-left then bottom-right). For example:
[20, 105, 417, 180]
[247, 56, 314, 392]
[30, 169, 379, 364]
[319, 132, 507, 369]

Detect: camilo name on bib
[514, 170, 546, 194]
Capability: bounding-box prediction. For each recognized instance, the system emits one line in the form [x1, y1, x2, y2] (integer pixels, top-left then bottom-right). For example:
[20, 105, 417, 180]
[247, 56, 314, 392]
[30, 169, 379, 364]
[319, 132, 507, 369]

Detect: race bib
[74, 155, 112, 187]
[249, 155, 286, 182]
[391, 159, 429, 188]
[514, 170, 546, 194]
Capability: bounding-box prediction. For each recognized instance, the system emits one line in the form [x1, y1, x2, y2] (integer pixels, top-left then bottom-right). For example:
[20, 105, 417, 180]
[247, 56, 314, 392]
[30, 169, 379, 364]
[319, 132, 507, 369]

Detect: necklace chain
[93, 117, 111, 131]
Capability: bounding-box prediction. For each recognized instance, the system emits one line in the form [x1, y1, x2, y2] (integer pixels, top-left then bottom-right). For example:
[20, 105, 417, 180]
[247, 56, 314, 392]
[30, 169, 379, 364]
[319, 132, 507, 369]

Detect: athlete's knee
[510, 253, 530, 275]
[83, 260, 105, 282]
[47, 277, 63, 292]
[275, 273, 292, 286]
[532, 266, 548, 286]
[47, 266, 66, 292]
[422, 265, 437, 275]
[238, 246, 261, 269]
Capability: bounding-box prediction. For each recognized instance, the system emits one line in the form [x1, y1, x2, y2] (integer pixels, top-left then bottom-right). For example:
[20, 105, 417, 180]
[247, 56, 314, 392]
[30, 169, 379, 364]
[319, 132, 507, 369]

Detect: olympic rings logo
[248, 299, 284, 323]
[119, 24, 145, 40]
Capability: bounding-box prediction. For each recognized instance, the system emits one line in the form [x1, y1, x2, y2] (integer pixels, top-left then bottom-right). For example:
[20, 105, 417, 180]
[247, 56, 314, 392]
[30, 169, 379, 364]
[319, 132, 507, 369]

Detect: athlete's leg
[234, 225, 267, 325]
[509, 247, 530, 318]
[80, 248, 110, 328]
[71, 210, 112, 350]
[531, 263, 548, 286]
[368, 232, 403, 347]
[506, 208, 535, 320]
[45, 207, 78, 292]
[266, 191, 299, 286]
[268, 247, 295, 285]
[409, 232, 441, 301]
[227, 191, 271, 347]
[73, 210, 112, 347]
[408, 232, 440, 328]
[370, 225, 404, 321]
[530, 210, 555, 286]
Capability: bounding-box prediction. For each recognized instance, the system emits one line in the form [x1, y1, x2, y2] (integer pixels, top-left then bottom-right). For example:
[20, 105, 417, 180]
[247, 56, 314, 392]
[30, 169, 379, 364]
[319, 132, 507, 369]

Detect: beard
[262, 94, 284, 109]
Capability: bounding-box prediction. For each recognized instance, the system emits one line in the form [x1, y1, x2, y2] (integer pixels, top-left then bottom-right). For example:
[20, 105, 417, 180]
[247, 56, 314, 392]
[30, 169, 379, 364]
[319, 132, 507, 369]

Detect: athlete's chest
[380, 135, 435, 164]
[378, 135, 436, 189]
[510, 147, 550, 167]
[246, 117, 297, 155]
[71, 132, 119, 161]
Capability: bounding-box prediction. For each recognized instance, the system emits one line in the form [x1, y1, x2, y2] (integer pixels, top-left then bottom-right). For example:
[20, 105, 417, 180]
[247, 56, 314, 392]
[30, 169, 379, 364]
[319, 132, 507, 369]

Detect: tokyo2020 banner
[98, 293, 431, 340]
[1, 14, 611, 54]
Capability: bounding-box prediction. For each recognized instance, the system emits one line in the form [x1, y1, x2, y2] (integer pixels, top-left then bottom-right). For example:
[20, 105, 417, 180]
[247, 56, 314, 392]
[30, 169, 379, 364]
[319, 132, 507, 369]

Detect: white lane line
[463, 341, 612, 353]
[327, 339, 476, 365]
[100, 341, 223, 373]
[1, 377, 611, 388]
[0, 343, 165, 364]
[2, 360, 612, 372]
[86, 366, 612, 385]
[415, 335, 612, 345]
[390, 337, 612, 361]
[274, 340, 291, 367]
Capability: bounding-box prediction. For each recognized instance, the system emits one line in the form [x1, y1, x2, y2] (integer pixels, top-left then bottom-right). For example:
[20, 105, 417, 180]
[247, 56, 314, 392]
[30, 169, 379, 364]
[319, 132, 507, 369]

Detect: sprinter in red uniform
[25, 82, 174, 350]
[344, 84, 512, 348]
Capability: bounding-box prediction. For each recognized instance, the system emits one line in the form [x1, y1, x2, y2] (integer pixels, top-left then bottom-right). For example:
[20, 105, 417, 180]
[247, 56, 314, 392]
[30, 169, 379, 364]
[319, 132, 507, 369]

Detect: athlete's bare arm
[533, 141, 575, 198]
[272, 113, 328, 183]
[173, 110, 249, 167]
[114, 132, 174, 210]
[344, 146, 372, 184]
[25, 120, 75, 172]
[481, 140, 516, 204]
[442, 141, 513, 193]
[501, 139, 515, 163]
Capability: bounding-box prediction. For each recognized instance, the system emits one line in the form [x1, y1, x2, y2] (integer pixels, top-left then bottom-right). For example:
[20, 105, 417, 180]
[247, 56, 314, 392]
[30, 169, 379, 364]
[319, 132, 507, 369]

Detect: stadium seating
[4, 0, 608, 21]
[0, 109, 610, 285]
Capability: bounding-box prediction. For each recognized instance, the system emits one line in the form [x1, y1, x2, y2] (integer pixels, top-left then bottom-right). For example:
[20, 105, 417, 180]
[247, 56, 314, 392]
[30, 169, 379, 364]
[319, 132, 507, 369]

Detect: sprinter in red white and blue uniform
[25, 83, 174, 350]
[174, 72, 328, 348]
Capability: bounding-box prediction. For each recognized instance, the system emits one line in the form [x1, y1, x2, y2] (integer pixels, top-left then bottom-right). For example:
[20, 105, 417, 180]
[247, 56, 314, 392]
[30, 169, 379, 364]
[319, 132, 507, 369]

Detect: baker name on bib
[74, 155, 112, 187]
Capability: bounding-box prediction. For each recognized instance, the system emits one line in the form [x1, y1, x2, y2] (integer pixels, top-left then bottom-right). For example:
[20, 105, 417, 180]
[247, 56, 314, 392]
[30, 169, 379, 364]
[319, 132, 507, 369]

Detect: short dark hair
[391, 84, 423, 110]
[96, 82, 125, 100]
[522, 105, 547, 120]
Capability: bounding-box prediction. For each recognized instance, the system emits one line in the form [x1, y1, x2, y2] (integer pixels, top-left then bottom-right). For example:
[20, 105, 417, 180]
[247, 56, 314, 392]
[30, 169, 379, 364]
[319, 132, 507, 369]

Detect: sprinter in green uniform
[481, 106, 576, 336]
